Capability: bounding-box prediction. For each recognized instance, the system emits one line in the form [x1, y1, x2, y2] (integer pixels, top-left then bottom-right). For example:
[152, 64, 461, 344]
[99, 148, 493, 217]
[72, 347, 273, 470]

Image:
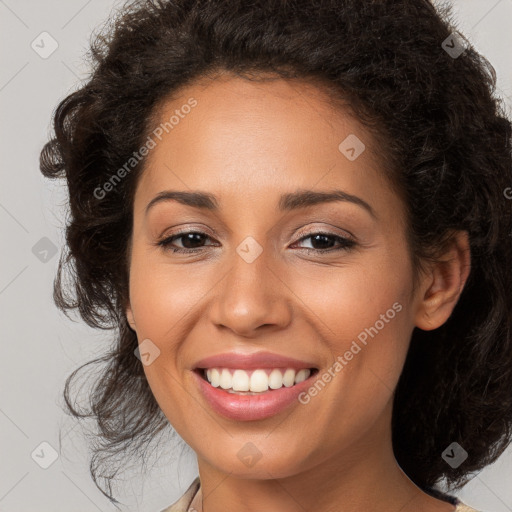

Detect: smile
[201, 367, 314, 393]
[193, 366, 319, 421]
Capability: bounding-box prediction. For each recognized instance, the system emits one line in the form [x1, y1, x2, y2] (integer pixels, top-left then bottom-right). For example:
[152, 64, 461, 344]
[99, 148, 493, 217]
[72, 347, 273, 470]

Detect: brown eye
[157, 231, 217, 253]
[156, 230, 356, 255]
[293, 232, 356, 253]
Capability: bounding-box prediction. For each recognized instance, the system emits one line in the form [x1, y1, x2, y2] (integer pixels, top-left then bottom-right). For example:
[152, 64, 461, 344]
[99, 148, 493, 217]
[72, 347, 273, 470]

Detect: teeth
[209, 368, 220, 387]
[268, 369, 283, 389]
[232, 369, 250, 391]
[294, 368, 310, 384]
[282, 368, 296, 387]
[203, 368, 312, 392]
[250, 369, 268, 392]
[219, 369, 232, 390]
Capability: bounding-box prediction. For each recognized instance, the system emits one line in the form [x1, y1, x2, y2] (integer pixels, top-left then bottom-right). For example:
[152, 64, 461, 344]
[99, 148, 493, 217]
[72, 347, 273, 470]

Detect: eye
[155, 230, 357, 254]
[156, 231, 218, 253]
[292, 232, 357, 253]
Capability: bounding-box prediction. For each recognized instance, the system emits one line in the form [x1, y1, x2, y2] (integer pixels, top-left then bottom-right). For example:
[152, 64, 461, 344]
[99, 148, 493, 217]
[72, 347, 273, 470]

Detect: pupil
[180, 233, 336, 250]
[312, 234, 334, 249]
[182, 233, 205, 248]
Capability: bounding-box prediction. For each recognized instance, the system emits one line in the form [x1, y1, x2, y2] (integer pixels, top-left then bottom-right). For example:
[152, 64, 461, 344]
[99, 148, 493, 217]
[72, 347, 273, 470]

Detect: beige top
[160, 477, 481, 512]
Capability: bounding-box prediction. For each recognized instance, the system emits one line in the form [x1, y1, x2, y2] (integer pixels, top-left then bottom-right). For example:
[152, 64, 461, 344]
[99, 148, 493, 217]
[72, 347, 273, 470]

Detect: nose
[208, 245, 293, 338]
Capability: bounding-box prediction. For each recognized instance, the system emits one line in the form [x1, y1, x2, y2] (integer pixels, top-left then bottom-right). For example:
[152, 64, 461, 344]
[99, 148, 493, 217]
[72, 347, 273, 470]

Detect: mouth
[192, 364, 320, 421]
[191, 351, 321, 420]
[194, 367, 319, 395]
[193, 366, 319, 421]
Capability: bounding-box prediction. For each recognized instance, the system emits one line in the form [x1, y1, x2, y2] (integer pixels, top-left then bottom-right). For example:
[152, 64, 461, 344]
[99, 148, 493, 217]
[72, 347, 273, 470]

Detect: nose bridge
[231, 235, 270, 294]
[210, 235, 291, 335]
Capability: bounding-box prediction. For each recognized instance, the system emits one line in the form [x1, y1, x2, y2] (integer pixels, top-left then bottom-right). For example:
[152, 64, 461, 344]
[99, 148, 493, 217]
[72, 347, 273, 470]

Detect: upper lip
[193, 351, 318, 370]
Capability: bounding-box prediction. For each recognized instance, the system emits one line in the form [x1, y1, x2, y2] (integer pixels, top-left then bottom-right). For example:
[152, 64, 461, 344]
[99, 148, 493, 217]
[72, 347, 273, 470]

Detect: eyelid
[293, 223, 356, 242]
[157, 228, 357, 256]
[160, 224, 355, 245]
[157, 223, 217, 239]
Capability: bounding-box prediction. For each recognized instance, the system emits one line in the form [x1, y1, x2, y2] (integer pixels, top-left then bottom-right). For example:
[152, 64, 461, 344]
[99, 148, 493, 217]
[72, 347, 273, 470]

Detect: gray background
[1, 0, 511, 510]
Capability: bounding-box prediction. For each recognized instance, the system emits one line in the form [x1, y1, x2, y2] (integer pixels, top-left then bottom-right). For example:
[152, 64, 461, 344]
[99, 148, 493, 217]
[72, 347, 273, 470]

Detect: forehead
[134, 74, 397, 218]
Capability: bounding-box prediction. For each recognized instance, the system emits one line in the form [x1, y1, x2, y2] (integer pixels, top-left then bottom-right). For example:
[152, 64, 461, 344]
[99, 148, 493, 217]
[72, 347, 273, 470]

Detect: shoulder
[159, 477, 200, 512]
[424, 486, 481, 512]
[454, 500, 482, 512]
[157, 479, 483, 512]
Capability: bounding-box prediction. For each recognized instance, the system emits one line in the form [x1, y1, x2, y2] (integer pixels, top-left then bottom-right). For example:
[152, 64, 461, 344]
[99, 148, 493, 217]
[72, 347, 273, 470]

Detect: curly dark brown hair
[40, 0, 512, 504]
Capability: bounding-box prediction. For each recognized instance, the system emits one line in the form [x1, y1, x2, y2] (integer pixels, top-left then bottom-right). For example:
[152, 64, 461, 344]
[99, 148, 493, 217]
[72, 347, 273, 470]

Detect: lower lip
[193, 369, 318, 421]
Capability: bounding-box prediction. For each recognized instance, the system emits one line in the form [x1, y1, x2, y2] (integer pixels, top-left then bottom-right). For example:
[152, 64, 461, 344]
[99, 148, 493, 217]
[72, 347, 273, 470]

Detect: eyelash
[155, 230, 357, 254]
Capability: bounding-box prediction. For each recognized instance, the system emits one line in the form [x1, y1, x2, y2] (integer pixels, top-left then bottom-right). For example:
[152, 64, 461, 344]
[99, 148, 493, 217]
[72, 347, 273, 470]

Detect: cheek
[293, 269, 412, 442]
[128, 251, 209, 340]
[289, 254, 414, 388]
[128, 256, 200, 429]
[293, 260, 410, 341]
[127, 250, 203, 402]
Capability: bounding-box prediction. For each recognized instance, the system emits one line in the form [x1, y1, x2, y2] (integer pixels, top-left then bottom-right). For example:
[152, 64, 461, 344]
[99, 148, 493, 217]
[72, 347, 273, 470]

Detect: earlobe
[415, 231, 471, 331]
[126, 304, 136, 331]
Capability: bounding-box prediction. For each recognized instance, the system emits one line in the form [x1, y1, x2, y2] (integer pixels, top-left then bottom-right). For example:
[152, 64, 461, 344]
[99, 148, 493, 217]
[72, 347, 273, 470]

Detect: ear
[414, 230, 471, 331]
[126, 302, 137, 331]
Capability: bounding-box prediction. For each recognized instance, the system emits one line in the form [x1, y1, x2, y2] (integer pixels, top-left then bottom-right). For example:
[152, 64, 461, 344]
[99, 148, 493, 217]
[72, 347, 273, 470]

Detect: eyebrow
[145, 188, 376, 219]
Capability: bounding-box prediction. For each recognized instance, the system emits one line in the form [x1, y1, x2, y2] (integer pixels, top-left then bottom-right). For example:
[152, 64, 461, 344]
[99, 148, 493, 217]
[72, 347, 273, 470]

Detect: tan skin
[125, 73, 471, 512]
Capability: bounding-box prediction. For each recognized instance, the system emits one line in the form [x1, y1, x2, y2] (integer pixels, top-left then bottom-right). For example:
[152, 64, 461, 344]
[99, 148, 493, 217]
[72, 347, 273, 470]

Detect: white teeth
[282, 368, 296, 387]
[268, 369, 283, 389]
[294, 368, 309, 384]
[209, 368, 220, 387]
[203, 368, 312, 392]
[219, 369, 232, 389]
[232, 369, 250, 391]
[250, 369, 269, 392]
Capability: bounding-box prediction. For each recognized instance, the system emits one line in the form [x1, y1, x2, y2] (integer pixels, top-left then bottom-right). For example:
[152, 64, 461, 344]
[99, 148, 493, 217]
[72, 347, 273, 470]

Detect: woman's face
[126, 74, 427, 478]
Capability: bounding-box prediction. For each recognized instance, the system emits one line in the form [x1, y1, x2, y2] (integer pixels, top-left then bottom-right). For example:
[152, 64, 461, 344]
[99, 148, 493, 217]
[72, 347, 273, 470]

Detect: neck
[193, 404, 445, 512]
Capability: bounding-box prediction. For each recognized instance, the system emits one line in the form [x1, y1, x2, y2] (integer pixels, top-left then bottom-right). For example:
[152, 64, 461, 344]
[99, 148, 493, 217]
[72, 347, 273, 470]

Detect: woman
[40, 0, 512, 511]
